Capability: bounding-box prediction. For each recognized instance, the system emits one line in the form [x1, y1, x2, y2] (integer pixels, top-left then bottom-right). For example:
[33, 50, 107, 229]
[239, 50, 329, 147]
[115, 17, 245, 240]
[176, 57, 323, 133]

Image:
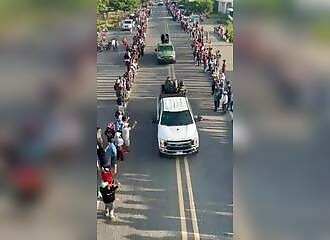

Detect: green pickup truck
[155, 34, 176, 64]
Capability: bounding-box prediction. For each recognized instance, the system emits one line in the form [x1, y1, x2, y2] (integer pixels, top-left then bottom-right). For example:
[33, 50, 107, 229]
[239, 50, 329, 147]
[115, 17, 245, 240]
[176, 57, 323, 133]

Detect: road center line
[176, 158, 188, 240]
[184, 157, 201, 240]
[166, 15, 199, 239]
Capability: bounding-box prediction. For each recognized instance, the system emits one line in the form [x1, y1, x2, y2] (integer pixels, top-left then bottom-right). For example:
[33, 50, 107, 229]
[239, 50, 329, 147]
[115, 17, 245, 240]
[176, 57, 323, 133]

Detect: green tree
[108, 0, 141, 11]
[180, 0, 213, 15]
[198, 0, 213, 14]
[97, 0, 108, 13]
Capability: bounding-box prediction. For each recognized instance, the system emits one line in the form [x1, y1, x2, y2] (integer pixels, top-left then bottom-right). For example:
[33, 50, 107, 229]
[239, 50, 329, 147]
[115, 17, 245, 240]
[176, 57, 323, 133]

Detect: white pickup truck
[155, 92, 200, 156]
[121, 19, 134, 31]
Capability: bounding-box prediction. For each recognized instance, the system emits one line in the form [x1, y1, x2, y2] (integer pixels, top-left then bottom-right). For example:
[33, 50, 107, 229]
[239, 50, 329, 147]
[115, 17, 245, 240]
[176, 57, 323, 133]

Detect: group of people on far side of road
[167, 3, 233, 113]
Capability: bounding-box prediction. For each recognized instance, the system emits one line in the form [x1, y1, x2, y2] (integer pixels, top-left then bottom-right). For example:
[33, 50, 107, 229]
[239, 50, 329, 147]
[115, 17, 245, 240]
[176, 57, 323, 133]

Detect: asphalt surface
[97, 6, 233, 240]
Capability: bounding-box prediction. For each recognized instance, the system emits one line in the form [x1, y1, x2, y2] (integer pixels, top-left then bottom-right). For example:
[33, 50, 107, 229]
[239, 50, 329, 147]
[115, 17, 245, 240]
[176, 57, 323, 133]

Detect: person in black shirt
[99, 181, 119, 219]
[97, 143, 110, 168]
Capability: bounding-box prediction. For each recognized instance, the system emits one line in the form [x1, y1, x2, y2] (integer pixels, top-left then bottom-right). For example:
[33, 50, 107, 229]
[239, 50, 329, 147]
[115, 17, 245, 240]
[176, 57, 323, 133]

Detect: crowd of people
[167, 2, 233, 112]
[214, 24, 229, 42]
[97, 28, 119, 52]
[97, 5, 151, 220]
[115, 7, 150, 112]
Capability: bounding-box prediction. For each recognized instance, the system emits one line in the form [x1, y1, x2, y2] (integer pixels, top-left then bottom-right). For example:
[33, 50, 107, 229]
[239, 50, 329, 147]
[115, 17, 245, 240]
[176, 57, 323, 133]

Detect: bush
[215, 13, 228, 24]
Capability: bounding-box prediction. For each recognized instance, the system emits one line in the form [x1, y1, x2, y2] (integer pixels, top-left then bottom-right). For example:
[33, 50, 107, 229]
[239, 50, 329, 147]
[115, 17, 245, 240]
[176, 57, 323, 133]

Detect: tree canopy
[180, 0, 213, 14]
[108, 0, 141, 11]
[97, 0, 108, 13]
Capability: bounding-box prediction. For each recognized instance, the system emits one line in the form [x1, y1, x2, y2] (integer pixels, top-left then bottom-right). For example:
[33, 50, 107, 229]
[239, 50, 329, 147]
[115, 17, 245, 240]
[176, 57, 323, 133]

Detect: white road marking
[167, 18, 200, 240]
[176, 158, 188, 240]
[184, 157, 201, 240]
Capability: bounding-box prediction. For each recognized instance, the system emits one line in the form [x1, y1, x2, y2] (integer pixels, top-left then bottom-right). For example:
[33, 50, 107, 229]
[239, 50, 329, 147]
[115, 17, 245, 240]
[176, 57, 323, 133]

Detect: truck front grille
[166, 140, 192, 151]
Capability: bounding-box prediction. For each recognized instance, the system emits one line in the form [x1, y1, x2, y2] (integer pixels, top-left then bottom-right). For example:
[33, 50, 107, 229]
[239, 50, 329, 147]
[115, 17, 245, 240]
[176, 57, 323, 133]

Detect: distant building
[215, 0, 233, 14]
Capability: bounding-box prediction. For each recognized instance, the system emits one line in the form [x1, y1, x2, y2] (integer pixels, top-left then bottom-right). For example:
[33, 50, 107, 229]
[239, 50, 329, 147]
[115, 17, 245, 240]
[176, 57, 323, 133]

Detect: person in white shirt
[121, 121, 137, 151]
[220, 73, 226, 81]
[97, 127, 103, 145]
[220, 91, 228, 112]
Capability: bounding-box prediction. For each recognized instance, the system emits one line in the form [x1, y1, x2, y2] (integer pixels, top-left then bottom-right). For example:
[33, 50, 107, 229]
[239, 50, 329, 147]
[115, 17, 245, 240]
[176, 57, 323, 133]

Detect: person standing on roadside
[220, 91, 229, 112]
[213, 88, 221, 112]
[122, 120, 137, 152]
[97, 127, 103, 146]
[105, 138, 117, 175]
[101, 167, 113, 185]
[221, 59, 226, 74]
[97, 142, 110, 168]
[114, 132, 125, 162]
[99, 181, 119, 219]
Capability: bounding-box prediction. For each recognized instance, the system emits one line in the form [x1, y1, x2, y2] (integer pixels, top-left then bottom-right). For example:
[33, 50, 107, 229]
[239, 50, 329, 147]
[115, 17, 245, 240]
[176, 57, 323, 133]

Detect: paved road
[97, 6, 233, 240]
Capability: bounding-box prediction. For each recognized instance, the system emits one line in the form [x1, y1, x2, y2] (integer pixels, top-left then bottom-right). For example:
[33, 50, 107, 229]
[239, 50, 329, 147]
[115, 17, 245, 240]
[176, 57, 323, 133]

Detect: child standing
[99, 181, 119, 219]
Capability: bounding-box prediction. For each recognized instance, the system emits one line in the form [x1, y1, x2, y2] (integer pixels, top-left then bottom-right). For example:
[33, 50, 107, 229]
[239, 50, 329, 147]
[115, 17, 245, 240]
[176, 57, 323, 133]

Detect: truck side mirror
[194, 115, 202, 122]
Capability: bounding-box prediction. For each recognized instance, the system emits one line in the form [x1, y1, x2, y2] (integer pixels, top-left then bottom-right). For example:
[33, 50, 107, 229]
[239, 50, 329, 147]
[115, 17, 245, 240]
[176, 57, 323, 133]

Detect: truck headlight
[191, 138, 198, 146]
[159, 139, 166, 148]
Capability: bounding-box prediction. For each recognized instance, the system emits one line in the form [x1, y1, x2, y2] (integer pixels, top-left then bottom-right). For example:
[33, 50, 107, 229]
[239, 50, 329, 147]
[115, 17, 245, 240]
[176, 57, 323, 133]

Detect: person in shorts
[99, 181, 118, 219]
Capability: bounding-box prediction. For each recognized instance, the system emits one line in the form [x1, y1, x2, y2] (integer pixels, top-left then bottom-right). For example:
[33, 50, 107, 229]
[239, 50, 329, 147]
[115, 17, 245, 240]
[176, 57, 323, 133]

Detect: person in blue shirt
[105, 138, 117, 175]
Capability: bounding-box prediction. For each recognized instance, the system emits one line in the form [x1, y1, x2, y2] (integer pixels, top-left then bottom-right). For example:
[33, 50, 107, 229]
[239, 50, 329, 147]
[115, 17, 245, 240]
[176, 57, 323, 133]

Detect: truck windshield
[159, 45, 173, 52]
[160, 110, 193, 126]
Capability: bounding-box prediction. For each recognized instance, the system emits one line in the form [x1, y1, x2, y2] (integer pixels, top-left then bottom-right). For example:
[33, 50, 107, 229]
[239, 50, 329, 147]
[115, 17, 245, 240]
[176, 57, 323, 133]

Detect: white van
[156, 94, 200, 156]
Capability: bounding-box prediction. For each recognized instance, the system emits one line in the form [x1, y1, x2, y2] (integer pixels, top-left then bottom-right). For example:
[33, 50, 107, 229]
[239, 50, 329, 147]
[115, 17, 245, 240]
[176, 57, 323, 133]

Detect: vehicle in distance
[157, 1, 164, 6]
[155, 34, 176, 64]
[189, 14, 200, 24]
[121, 19, 134, 31]
[155, 82, 199, 156]
[227, 7, 233, 21]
